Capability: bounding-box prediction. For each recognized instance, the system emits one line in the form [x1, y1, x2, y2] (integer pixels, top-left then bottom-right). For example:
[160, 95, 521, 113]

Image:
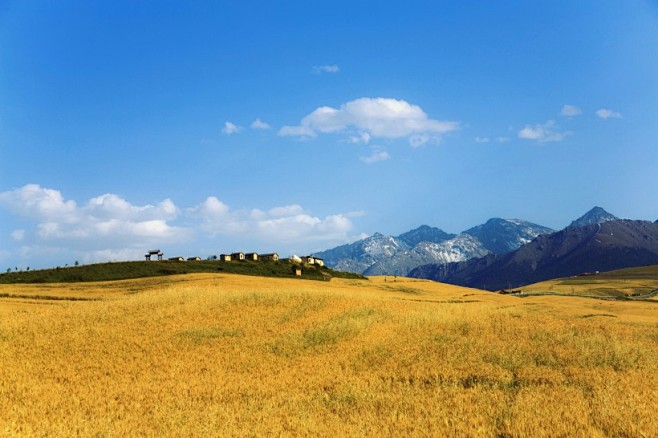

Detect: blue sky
[1, 1, 658, 269]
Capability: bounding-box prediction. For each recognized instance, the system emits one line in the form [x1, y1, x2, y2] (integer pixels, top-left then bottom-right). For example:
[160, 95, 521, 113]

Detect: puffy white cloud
[189, 197, 355, 245]
[84, 194, 178, 221]
[250, 118, 271, 130]
[187, 196, 230, 219]
[0, 185, 190, 252]
[518, 120, 571, 143]
[560, 105, 582, 116]
[596, 108, 622, 119]
[0, 184, 77, 221]
[222, 121, 243, 135]
[0, 185, 362, 266]
[279, 97, 459, 144]
[312, 64, 340, 74]
[360, 150, 390, 164]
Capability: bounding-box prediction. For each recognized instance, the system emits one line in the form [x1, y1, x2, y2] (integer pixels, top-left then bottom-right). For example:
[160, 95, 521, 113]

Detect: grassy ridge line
[0, 260, 365, 284]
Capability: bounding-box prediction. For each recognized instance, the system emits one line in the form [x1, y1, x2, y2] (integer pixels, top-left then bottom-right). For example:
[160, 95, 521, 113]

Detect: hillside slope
[0, 259, 363, 284]
[1, 274, 656, 436]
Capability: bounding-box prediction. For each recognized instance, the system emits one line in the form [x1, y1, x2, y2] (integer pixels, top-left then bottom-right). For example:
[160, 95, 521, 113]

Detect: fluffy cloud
[250, 118, 271, 130]
[0, 183, 77, 221]
[312, 64, 340, 74]
[360, 149, 390, 164]
[84, 194, 178, 221]
[222, 121, 243, 135]
[518, 120, 571, 143]
[560, 105, 582, 116]
[189, 198, 355, 244]
[0, 185, 190, 252]
[279, 97, 459, 146]
[0, 185, 362, 266]
[596, 108, 622, 119]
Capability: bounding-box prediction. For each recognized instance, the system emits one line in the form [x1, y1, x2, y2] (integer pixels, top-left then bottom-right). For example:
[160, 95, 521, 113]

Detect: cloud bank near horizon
[0, 184, 360, 266]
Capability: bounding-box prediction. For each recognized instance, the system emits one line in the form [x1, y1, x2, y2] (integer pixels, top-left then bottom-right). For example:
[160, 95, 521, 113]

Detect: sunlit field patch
[1, 274, 656, 435]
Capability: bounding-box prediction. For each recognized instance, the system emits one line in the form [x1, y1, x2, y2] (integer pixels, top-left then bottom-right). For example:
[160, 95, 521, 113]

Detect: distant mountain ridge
[409, 219, 658, 290]
[315, 219, 553, 276]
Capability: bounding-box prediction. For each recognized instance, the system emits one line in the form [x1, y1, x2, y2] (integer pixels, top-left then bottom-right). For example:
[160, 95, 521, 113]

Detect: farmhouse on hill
[231, 252, 245, 261]
[301, 255, 324, 266]
[245, 253, 259, 261]
[219, 254, 231, 262]
[260, 253, 279, 261]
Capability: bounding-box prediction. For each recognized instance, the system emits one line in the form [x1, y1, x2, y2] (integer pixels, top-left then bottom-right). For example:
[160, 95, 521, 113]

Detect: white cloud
[0, 183, 77, 221]
[278, 125, 317, 138]
[475, 136, 491, 143]
[596, 108, 622, 119]
[222, 121, 243, 135]
[84, 194, 178, 221]
[312, 64, 340, 74]
[518, 120, 571, 143]
[250, 118, 271, 130]
[279, 97, 459, 144]
[0, 185, 190, 253]
[360, 150, 390, 164]
[189, 197, 355, 244]
[0, 185, 362, 266]
[560, 105, 582, 116]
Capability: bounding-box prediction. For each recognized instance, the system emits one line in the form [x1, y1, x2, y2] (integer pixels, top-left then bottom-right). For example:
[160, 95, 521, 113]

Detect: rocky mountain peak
[397, 225, 455, 247]
[569, 207, 618, 228]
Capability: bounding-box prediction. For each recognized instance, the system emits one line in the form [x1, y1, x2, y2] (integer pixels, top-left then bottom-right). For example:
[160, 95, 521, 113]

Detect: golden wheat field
[1, 273, 657, 436]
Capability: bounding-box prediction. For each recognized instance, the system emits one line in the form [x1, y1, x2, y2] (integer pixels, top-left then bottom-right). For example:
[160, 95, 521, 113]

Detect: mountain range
[409, 218, 658, 290]
[315, 218, 554, 276]
[318, 206, 658, 290]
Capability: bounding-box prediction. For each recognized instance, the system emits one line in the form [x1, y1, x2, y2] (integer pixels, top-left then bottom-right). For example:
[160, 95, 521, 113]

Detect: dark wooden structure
[145, 249, 164, 261]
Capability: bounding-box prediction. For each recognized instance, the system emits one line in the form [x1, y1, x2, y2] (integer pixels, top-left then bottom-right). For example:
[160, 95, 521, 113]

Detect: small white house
[219, 254, 231, 262]
[260, 253, 279, 261]
[231, 252, 245, 261]
[245, 253, 259, 261]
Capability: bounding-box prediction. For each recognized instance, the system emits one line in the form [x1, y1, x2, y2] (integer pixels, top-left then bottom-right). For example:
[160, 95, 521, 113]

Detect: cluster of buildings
[209, 252, 280, 262]
[146, 249, 324, 266]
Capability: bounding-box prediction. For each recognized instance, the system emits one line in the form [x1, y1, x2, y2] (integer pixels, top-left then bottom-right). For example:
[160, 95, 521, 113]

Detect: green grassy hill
[0, 259, 364, 284]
